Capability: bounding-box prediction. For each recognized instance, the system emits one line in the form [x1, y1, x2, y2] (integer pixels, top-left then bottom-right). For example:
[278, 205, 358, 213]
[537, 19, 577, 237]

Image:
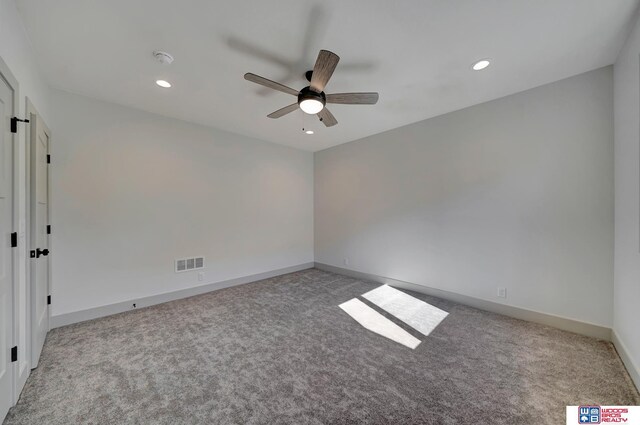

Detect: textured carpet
[4, 268, 638, 424]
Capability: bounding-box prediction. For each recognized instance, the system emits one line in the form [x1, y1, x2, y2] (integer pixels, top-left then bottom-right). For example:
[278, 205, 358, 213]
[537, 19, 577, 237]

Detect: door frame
[0, 55, 21, 409]
[25, 98, 51, 368]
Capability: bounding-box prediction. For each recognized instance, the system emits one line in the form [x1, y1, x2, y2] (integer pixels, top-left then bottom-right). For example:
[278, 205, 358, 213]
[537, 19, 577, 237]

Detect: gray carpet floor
[4, 268, 639, 424]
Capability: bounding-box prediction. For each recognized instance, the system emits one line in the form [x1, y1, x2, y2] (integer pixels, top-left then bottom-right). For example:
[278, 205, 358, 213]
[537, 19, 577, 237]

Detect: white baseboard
[315, 262, 612, 341]
[611, 330, 640, 392]
[51, 262, 315, 328]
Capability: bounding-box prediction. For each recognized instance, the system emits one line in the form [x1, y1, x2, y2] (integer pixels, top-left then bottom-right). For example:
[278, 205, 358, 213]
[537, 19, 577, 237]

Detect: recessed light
[305, 130, 314, 135]
[156, 79, 172, 88]
[472, 59, 490, 71]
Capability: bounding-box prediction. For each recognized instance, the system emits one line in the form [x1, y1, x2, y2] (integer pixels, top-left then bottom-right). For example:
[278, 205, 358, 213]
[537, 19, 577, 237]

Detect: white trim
[315, 262, 612, 341]
[51, 262, 315, 328]
[611, 330, 640, 392]
[24, 98, 33, 370]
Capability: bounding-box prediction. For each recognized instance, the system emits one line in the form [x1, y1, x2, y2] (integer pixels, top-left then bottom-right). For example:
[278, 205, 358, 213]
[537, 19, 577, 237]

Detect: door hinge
[11, 232, 17, 248]
[11, 346, 17, 362]
[30, 250, 36, 258]
[47, 295, 51, 305]
[47, 154, 51, 164]
[47, 225, 51, 234]
[10, 117, 30, 134]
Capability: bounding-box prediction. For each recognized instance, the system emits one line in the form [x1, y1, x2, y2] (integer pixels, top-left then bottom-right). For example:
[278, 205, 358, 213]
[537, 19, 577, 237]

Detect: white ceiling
[17, 0, 639, 151]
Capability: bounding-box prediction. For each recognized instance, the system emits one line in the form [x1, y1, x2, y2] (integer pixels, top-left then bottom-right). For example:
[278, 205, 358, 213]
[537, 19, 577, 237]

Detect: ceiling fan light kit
[244, 49, 379, 129]
[298, 87, 326, 114]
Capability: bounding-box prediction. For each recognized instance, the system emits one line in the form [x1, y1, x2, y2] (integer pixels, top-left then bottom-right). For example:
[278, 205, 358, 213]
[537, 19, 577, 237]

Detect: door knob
[36, 248, 49, 258]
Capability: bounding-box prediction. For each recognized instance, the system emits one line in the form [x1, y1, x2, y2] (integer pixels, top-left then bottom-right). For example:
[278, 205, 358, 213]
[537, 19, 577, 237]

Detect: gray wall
[613, 10, 640, 385]
[315, 66, 614, 327]
[50, 89, 314, 318]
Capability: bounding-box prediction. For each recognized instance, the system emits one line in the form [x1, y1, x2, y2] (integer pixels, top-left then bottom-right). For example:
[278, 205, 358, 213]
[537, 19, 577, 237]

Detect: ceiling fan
[244, 50, 378, 128]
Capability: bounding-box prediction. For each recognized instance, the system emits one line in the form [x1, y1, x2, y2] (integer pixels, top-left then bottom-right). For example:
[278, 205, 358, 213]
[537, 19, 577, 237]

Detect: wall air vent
[175, 257, 205, 273]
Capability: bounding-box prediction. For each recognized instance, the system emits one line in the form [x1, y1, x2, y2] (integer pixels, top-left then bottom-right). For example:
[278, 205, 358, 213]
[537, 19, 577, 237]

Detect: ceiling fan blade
[310, 50, 340, 93]
[244, 73, 299, 96]
[326, 92, 379, 105]
[317, 107, 338, 127]
[267, 103, 299, 119]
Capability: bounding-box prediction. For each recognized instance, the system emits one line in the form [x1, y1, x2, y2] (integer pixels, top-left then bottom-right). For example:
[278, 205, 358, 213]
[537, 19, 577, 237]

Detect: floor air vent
[175, 257, 205, 273]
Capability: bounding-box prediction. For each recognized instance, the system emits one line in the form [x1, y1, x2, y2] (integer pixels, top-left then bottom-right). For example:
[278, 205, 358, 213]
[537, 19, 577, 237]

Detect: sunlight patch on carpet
[339, 298, 421, 349]
[362, 285, 448, 336]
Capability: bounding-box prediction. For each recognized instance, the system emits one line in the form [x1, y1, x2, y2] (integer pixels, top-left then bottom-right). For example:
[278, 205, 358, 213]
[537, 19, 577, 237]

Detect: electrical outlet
[497, 287, 507, 298]
[198, 271, 205, 282]
[343, 258, 349, 266]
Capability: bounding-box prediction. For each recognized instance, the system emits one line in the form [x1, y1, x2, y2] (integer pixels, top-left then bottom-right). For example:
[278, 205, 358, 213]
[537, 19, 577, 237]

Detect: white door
[30, 112, 49, 368]
[0, 68, 16, 420]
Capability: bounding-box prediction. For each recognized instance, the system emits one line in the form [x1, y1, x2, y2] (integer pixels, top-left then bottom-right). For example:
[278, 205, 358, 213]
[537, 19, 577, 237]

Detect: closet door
[0, 65, 16, 422]
[30, 111, 50, 368]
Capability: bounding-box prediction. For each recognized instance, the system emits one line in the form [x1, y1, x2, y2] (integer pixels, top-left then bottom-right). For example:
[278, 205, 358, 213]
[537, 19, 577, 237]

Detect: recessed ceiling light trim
[472, 59, 491, 71]
[156, 79, 172, 88]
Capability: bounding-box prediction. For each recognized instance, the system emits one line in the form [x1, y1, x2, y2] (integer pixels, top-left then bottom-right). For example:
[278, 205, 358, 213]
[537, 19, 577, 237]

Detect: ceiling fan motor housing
[298, 86, 326, 108]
